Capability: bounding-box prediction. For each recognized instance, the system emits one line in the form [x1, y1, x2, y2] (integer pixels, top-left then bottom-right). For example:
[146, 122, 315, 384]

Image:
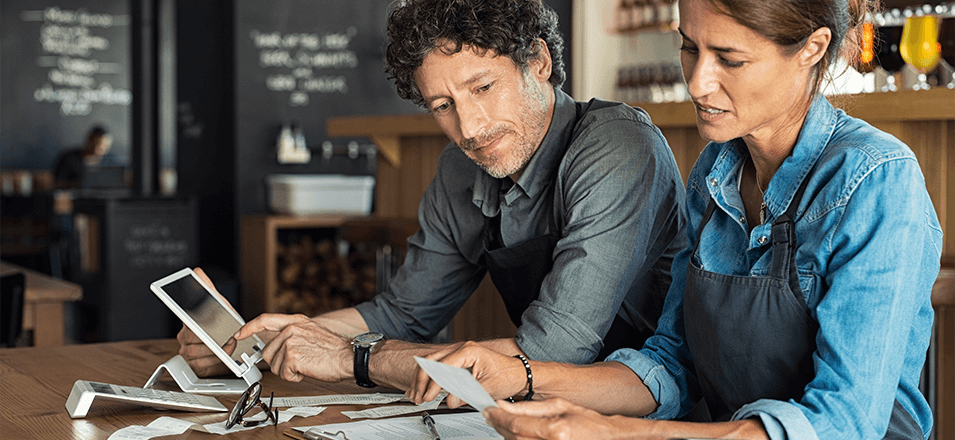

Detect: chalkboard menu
[0, 0, 130, 170]
[233, 0, 419, 216]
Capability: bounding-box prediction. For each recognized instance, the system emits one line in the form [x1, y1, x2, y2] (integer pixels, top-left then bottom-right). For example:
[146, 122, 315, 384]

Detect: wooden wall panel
[375, 159, 401, 217]
[945, 122, 954, 260]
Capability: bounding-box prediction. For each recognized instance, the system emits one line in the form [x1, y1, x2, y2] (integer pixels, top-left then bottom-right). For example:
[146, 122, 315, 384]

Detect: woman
[408, 0, 942, 438]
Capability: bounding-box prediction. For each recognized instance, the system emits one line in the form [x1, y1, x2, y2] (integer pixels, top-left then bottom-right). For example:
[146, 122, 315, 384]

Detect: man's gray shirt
[355, 89, 687, 364]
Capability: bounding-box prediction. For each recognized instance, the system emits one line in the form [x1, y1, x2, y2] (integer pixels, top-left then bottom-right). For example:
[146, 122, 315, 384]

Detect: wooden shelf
[632, 87, 955, 128]
[327, 113, 442, 167]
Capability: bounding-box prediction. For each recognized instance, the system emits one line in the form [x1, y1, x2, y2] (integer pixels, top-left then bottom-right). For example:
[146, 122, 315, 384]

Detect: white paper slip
[414, 356, 498, 412]
[342, 391, 447, 419]
[106, 406, 325, 439]
[270, 393, 407, 408]
[107, 417, 207, 440]
[296, 411, 503, 440]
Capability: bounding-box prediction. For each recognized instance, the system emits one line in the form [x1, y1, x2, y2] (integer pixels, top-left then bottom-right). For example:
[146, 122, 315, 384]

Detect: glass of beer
[899, 14, 942, 90]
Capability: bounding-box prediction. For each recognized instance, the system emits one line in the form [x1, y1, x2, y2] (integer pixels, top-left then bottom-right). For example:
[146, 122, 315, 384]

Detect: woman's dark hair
[385, 0, 566, 107]
[708, 0, 873, 97]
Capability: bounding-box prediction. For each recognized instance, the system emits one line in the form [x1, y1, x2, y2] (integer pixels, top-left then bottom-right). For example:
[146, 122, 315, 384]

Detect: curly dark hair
[385, 0, 566, 107]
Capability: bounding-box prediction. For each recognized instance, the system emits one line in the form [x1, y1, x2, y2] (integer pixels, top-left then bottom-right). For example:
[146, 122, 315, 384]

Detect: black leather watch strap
[354, 344, 377, 388]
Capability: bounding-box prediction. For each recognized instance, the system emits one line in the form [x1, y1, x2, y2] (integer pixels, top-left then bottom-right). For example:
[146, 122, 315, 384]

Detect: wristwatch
[352, 331, 384, 388]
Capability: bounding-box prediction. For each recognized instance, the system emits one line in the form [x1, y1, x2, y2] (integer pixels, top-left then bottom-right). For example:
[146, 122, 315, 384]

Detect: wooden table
[0, 339, 414, 439]
[0, 260, 82, 346]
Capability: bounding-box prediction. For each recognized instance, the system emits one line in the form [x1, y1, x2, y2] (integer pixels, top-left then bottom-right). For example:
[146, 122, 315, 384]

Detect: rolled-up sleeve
[604, 240, 699, 420]
[734, 400, 818, 440]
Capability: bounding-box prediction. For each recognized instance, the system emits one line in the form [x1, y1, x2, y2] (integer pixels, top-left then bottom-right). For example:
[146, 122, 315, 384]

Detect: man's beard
[459, 74, 548, 179]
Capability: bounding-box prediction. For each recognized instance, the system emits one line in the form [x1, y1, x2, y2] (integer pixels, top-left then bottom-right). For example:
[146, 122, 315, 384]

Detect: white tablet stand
[144, 354, 262, 395]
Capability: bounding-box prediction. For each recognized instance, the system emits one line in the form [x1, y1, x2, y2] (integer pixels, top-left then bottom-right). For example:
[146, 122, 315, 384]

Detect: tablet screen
[160, 275, 260, 366]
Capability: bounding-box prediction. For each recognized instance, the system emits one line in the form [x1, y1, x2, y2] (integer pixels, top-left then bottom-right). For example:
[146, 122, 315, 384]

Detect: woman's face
[678, 0, 815, 145]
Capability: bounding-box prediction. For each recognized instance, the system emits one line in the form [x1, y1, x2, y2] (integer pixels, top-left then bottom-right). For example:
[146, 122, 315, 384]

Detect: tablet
[150, 268, 265, 379]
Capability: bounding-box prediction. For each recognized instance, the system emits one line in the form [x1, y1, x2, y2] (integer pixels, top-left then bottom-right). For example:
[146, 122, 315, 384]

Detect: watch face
[354, 332, 384, 345]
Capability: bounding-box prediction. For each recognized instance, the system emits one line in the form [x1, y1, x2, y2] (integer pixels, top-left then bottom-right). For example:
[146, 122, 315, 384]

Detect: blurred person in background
[52, 125, 113, 189]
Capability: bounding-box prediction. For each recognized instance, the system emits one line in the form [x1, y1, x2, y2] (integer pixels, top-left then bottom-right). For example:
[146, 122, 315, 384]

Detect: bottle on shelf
[655, 0, 672, 29]
[630, 0, 646, 31]
[614, 62, 689, 104]
[617, 0, 634, 32]
[641, 0, 657, 29]
[617, 0, 679, 33]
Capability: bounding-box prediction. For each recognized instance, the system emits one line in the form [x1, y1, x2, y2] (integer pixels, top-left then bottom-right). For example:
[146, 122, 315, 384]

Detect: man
[179, 0, 686, 394]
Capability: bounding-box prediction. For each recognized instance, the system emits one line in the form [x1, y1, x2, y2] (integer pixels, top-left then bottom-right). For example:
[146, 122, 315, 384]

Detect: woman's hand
[485, 398, 770, 440]
[176, 267, 277, 377]
[408, 341, 527, 408]
[484, 398, 626, 440]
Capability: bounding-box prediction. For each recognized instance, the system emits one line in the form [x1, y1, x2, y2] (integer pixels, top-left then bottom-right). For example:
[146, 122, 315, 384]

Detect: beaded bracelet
[513, 354, 534, 401]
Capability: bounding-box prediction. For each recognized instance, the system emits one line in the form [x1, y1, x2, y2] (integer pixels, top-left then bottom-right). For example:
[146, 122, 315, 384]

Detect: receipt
[342, 391, 447, 419]
[106, 417, 205, 440]
[270, 393, 407, 408]
[414, 356, 498, 412]
[105, 406, 325, 439]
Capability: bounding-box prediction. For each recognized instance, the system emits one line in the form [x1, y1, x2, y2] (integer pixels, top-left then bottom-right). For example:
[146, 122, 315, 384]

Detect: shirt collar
[764, 95, 838, 215]
[472, 87, 576, 215]
[708, 95, 839, 218]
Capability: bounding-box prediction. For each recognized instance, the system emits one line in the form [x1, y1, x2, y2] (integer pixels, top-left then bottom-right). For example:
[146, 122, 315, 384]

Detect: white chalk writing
[248, 27, 358, 107]
[24, 5, 131, 116]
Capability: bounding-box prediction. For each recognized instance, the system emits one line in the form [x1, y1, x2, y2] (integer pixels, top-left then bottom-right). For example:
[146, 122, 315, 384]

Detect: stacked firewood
[273, 235, 381, 316]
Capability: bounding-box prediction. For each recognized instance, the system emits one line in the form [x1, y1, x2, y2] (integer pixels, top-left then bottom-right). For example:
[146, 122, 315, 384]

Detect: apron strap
[695, 196, 719, 245]
[769, 173, 813, 307]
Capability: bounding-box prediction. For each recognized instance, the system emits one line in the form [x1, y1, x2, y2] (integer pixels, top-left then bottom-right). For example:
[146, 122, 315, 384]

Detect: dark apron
[482, 208, 649, 361]
[682, 176, 922, 439]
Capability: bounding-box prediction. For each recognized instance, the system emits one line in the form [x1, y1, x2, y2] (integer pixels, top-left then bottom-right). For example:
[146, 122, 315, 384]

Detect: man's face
[413, 42, 554, 180]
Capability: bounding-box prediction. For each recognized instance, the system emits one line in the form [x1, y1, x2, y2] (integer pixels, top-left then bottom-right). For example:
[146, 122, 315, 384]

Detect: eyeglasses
[225, 382, 279, 429]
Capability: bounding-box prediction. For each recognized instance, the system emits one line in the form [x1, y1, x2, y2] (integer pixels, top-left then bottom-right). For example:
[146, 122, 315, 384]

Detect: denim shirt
[356, 89, 687, 364]
[607, 96, 942, 439]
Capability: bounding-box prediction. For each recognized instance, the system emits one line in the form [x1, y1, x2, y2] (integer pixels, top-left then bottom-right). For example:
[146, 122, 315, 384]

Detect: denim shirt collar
[472, 87, 576, 217]
[707, 95, 839, 223]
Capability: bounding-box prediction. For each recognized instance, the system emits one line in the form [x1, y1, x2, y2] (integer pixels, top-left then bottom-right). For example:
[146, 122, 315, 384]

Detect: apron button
[758, 236, 768, 244]
[738, 215, 745, 223]
[710, 178, 718, 186]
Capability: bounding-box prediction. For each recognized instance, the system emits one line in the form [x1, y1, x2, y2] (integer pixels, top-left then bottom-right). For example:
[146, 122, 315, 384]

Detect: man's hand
[484, 399, 624, 440]
[408, 341, 527, 408]
[234, 314, 353, 383]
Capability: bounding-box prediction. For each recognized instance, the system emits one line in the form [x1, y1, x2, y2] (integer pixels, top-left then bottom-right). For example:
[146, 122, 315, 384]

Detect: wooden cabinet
[239, 214, 423, 316]
[239, 214, 359, 318]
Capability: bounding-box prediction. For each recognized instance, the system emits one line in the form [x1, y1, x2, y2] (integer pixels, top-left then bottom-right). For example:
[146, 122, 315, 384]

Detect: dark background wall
[1, 0, 132, 169]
